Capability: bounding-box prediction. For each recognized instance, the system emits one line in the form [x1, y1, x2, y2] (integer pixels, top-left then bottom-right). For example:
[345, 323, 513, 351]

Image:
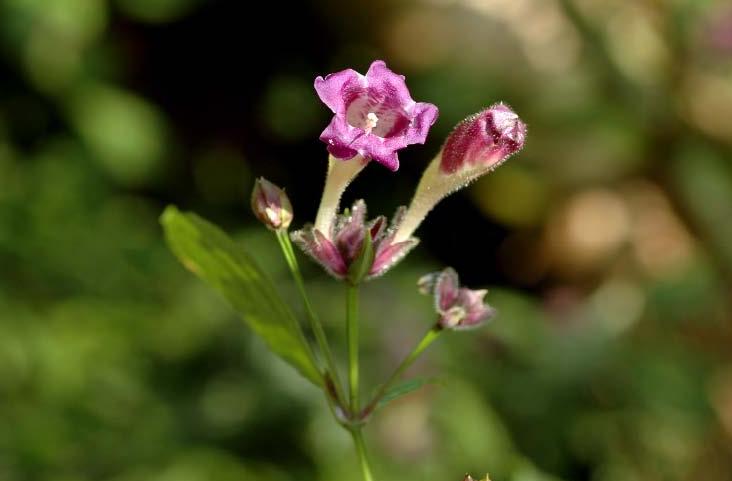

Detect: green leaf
[160, 206, 322, 386]
[376, 377, 441, 411]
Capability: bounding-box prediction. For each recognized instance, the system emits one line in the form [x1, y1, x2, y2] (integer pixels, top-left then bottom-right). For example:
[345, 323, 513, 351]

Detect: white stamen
[364, 112, 379, 134]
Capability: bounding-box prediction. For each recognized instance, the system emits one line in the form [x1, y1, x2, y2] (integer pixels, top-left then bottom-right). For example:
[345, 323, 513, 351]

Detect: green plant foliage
[160, 206, 322, 387]
[347, 228, 374, 285]
[375, 377, 440, 412]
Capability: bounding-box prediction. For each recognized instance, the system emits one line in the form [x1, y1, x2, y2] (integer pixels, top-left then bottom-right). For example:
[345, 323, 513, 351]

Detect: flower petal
[369, 149, 399, 171]
[319, 116, 361, 160]
[364, 60, 413, 109]
[406, 102, 439, 145]
[314, 68, 364, 114]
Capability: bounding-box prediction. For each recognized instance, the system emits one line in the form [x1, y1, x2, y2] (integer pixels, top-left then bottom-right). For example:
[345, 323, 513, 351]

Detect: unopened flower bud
[394, 103, 526, 243]
[251, 177, 293, 231]
[441, 103, 525, 174]
[418, 268, 496, 330]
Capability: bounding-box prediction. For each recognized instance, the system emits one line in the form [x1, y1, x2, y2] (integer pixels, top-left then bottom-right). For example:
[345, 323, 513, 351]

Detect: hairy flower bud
[251, 177, 293, 231]
[419, 268, 496, 330]
[440, 103, 525, 174]
[394, 103, 526, 243]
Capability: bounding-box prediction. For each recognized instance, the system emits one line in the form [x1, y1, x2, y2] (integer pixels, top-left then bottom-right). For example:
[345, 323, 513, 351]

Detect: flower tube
[394, 103, 526, 243]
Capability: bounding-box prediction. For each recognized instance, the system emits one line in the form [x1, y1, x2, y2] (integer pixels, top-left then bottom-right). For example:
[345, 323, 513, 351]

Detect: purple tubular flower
[291, 200, 418, 282]
[393, 103, 526, 243]
[418, 268, 496, 330]
[315, 60, 439, 171]
[440, 103, 526, 174]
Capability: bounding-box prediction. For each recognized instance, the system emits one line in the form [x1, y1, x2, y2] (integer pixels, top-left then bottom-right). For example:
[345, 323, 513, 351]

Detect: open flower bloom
[418, 268, 496, 330]
[393, 103, 526, 243]
[291, 199, 418, 283]
[315, 60, 439, 172]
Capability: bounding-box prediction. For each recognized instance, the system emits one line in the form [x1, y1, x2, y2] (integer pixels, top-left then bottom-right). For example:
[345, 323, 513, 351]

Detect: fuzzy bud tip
[251, 177, 293, 231]
[440, 102, 526, 175]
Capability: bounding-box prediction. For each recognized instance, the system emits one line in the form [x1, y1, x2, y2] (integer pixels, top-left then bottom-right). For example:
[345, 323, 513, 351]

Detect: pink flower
[315, 60, 439, 171]
[418, 268, 496, 330]
[291, 200, 418, 283]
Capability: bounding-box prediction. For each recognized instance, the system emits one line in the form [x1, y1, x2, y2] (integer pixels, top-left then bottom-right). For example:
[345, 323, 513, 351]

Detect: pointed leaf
[161, 206, 322, 386]
[376, 377, 442, 411]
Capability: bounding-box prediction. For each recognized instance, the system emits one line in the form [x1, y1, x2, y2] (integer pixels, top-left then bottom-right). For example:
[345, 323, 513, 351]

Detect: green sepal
[347, 228, 375, 285]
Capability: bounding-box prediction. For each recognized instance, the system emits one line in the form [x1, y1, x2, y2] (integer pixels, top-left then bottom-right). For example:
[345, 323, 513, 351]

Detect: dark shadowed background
[2, 0, 732, 480]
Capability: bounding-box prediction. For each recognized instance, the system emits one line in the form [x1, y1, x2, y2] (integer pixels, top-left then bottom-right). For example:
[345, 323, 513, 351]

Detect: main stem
[276, 230, 346, 409]
[346, 284, 375, 481]
[350, 428, 374, 481]
[362, 324, 443, 418]
[346, 284, 360, 414]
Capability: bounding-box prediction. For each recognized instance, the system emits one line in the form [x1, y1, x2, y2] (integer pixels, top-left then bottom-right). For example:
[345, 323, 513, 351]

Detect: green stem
[350, 428, 374, 481]
[362, 324, 443, 418]
[346, 284, 360, 414]
[275, 230, 347, 409]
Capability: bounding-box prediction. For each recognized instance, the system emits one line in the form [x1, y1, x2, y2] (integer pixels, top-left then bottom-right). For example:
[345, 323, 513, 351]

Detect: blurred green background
[2, 0, 732, 480]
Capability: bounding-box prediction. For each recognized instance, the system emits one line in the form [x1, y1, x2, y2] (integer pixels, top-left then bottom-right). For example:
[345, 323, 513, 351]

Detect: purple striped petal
[315, 60, 438, 171]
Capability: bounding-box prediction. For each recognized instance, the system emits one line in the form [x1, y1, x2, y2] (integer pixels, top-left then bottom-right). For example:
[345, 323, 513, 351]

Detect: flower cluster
[252, 59, 526, 288]
[243, 59, 527, 481]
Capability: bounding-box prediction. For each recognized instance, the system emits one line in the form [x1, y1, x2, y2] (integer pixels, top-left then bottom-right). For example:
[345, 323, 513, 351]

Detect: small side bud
[251, 177, 293, 231]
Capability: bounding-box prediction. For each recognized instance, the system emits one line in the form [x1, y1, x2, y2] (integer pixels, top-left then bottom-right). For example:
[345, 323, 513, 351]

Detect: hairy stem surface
[346, 285, 360, 414]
